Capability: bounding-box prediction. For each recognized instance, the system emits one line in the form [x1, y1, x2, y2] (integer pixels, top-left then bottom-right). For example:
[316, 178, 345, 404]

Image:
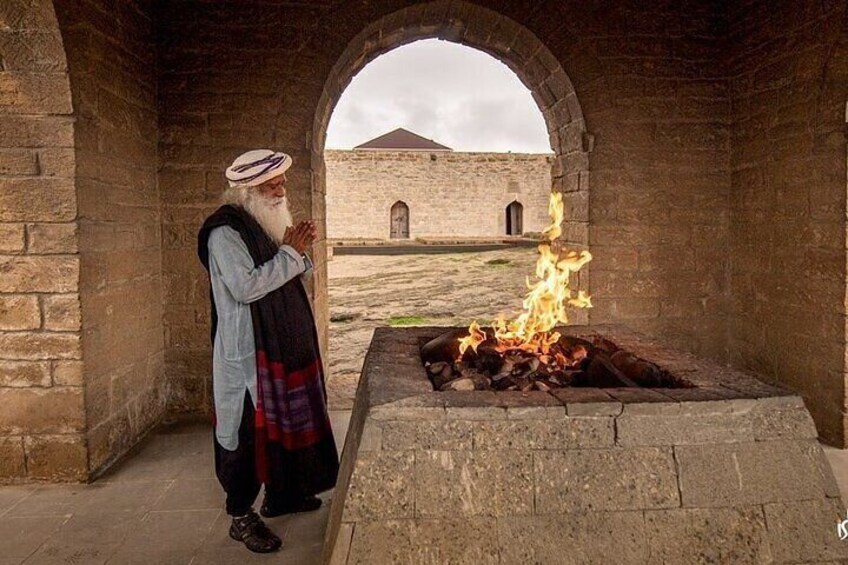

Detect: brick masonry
[727, 2, 848, 445]
[53, 0, 166, 478]
[325, 150, 553, 239]
[0, 0, 84, 481]
[0, 0, 846, 481]
[325, 327, 847, 564]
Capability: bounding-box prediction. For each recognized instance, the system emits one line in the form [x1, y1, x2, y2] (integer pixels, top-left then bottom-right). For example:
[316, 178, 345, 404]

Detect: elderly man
[197, 150, 339, 553]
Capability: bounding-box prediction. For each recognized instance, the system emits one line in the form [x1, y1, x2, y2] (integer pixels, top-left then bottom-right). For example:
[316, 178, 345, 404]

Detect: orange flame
[458, 320, 486, 357]
[459, 192, 592, 358]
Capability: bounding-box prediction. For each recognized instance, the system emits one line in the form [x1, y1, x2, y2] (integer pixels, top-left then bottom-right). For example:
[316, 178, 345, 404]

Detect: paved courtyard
[1, 249, 847, 563]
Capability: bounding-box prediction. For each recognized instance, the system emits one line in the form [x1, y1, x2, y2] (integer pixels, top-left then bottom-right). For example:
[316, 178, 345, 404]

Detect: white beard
[224, 186, 293, 245]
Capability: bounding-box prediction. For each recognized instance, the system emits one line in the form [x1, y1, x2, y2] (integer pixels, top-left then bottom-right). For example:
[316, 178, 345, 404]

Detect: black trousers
[213, 393, 289, 516]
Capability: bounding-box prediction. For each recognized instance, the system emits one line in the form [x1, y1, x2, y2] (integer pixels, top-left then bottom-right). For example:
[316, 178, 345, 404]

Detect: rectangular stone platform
[323, 325, 848, 564]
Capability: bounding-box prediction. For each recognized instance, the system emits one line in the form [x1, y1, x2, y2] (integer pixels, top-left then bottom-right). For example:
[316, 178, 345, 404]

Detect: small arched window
[390, 201, 410, 239]
[505, 201, 523, 236]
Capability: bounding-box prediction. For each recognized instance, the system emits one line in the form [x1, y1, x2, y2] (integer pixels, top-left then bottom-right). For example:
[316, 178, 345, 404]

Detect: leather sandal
[260, 495, 322, 518]
[229, 510, 282, 553]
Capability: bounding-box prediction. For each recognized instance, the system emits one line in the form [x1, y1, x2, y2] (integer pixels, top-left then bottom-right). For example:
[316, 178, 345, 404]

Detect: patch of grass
[484, 258, 511, 266]
[388, 315, 429, 327]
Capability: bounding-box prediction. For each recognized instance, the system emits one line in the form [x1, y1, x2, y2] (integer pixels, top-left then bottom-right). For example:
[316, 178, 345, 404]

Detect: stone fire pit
[323, 325, 847, 564]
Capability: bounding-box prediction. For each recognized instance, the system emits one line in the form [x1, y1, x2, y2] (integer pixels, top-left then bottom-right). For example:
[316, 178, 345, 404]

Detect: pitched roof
[353, 128, 453, 151]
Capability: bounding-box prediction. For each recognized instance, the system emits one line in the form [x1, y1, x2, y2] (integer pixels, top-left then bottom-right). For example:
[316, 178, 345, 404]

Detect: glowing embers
[423, 328, 689, 392]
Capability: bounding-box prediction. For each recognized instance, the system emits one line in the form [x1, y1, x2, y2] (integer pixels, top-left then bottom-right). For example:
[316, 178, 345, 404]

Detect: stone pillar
[0, 0, 86, 481]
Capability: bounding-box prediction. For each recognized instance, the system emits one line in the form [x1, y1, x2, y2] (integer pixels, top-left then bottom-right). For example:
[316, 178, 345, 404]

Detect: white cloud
[325, 39, 552, 153]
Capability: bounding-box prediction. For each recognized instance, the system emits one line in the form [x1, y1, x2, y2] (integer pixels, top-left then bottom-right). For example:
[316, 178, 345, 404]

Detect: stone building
[0, 0, 847, 482]
[326, 128, 553, 239]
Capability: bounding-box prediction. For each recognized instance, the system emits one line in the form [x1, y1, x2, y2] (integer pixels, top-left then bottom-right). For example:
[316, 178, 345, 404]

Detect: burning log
[421, 330, 680, 391]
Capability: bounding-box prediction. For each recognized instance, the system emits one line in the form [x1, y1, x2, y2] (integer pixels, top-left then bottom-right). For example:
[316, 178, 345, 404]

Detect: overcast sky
[325, 39, 552, 153]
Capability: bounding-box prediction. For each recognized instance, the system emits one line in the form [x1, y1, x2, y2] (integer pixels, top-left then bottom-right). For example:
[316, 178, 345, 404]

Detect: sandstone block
[342, 450, 414, 521]
[0, 332, 80, 360]
[616, 412, 752, 446]
[0, 360, 50, 387]
[750, 396, 817, 440]
[0, 223, 25, 253]
[0, 116, 73, 148]
[0, 1, 58, 30]
[0, 436, 26, 478]
[382, 419, 473, 450]
[42, 294, 81, 331]
[551, 388, 623, 416]
[0, 387, 84, 434]
[0, 149, 38, 175]
[644, 507, 771, 564]
[0, 30, 67, 72]
[505, 405, 567, 419]
[346, 518, 499, 565]
[676, 440, 831, 507]
[0, 294, 40, 329]
[0, 72, 73, 114]
[51, 360, 83, 387]
[414, 450, 533, 517]
[534, 447, 679, 512]
[24, 434, 88, 481]
[36, 148, 74, 177]
[472, 418, 614, 450]
[369, 404, 445, 421]
[445, 406, 507, 420]
[0, 178, 76, 222]
[764, 499, 848, 562]
[0, 256, 79, 292]
[498, 512, 648, 564]
[27, 223, 78, 254]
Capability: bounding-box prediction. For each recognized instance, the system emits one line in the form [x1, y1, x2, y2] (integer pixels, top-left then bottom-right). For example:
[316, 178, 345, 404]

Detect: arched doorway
[505, 201, 523, 236]
[390, 201, 410, 239]
[311, 0, 591, 343]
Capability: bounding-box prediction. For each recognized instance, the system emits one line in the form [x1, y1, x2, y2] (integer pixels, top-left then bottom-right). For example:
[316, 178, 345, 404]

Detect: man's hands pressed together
[283, 220, 317, 254]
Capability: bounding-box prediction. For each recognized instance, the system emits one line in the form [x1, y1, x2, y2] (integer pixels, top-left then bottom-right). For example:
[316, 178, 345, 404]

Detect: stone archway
[0, 1, 86, 481]
[310, 0, 591, 344]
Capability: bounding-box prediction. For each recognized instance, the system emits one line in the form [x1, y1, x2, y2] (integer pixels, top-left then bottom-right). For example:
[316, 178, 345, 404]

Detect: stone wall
[576, 4, 732, 363]
[0, 0, 85, 480]
[325, 150, 552, 239]
[156, 0, 324, 415]
[2, 0, 848, 482]
[54, 0, 165, 475]
[158, 0, 735, 419]
[728, 1, 848, 445]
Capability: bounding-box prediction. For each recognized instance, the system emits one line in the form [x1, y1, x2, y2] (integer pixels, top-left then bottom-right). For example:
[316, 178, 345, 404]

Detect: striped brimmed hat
[225, 149, 292, 188]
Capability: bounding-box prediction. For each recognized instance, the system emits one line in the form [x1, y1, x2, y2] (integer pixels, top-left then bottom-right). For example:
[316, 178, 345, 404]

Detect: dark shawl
[198, 205, 338, 497]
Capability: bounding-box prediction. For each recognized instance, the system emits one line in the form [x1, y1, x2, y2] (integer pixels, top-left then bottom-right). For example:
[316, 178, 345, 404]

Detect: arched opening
[390, 201, 410, 239]
[311, 1, 591, 361]
[505, 201, 524, 236]
[313, 3, 590, 417]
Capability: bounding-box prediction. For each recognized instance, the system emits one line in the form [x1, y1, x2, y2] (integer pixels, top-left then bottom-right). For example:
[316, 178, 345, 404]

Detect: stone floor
[0, 411, 351, 565]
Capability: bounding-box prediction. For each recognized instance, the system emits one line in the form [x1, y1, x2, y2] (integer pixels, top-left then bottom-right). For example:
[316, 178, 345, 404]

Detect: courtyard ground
[326, 247, 539, 408]
[1, 248, 847, 563]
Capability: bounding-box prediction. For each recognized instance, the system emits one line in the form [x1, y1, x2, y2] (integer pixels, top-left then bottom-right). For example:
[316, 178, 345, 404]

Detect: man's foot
[260, 495, 323, 518]
[229, 510, 282, 553]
